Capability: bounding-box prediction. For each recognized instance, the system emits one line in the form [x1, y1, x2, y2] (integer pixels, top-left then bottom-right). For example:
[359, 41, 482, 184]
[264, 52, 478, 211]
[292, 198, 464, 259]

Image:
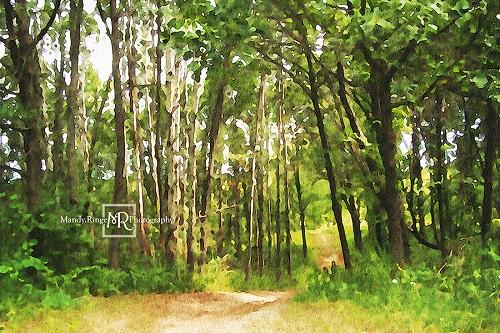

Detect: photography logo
[102, 204, 136, 238]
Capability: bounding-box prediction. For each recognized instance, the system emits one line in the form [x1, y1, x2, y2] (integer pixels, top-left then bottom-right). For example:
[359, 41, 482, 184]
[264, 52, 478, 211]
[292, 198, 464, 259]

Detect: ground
[2, 226, 438, 333]
[3, 290, 435, 333]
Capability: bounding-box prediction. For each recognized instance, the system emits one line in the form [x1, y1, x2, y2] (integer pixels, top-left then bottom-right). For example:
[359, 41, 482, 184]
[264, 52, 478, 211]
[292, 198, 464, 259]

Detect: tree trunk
[257, 166, 265, 274]
[368, 67, 406, 265]
[109, 0, 128, 268]
[278, 95, 292, 276]
[126, 1, 150, 256]
[165, 51, 181, 263]
[216, 180, 224, 258]
[198, 79, 227, 265]
[346, 195, 363, 252]
[434, 96, 448, 256]
[481, 100, 498, 241]
[51, 27, 66, 177]
[408, 111, 426, 239]
[154, 11, 168, 256]
[275, 74, 283, 279]
[3, 1, 45, 216]
[234, 186, 243, 260]
[266, 138, 273, 264]
[245, 74, 265, 279]
[186, 82, 200, 271]
[305, 53, 352, 269]
[294, 167, 307, 259]
[66, 0, 83, 206]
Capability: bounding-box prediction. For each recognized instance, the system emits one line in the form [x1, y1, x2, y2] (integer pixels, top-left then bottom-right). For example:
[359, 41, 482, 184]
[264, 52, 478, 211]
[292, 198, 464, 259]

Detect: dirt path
[5, 289, 422, 333]
[5, 291, 295, 333]
[156, 290, 293, 333]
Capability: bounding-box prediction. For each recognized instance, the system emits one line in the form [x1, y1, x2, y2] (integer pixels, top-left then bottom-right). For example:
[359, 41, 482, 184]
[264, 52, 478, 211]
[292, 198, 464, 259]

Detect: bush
[299, 242, 500, 332]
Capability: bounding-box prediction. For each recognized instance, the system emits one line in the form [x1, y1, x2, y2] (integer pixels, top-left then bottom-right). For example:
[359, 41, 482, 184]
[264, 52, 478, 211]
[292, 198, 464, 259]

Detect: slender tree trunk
[481, 100, 498, 241]
[294, 167, 307, 259]
[66, 0, 83, 206]
[245, 74, 265, 279]
[216, 180, 224, 258]
[83, 78, 111, 262]
[234, 184, 243, 260]
[186, 82, 200, 271]
[165, 51, 180, 263]
[278, 94, 292, 275]
[346, 195, 363, 252]
[108, 0, 128, 268]
[198, 79, 227, 265]
[434, 96, 448, 256]
[126, 1, 150, 256]
[52, 26, 66, 177]
[153, 9, 168, 256]
[408, 112, 426, 239]
[257, 74, 266, 274]
[266, 137, 273, 264]
[275, 75, 283, 279]
[305, 53, 352, 269]
[257, 166, 265, 274]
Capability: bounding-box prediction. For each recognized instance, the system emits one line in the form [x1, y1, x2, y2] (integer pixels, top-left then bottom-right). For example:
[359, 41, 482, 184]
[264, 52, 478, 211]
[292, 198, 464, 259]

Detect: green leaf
[0, 265, 13, 274]
[471, 75, 488, 88]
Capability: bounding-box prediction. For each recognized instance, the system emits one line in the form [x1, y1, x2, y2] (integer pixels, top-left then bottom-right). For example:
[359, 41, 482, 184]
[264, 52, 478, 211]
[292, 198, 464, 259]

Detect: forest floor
[3, 227, 435, 333]
[4, 289, 427, 333]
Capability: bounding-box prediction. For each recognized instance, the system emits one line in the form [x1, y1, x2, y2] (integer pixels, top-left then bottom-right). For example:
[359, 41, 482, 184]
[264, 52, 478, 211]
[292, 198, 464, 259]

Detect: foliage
[299, 240, 500, 332]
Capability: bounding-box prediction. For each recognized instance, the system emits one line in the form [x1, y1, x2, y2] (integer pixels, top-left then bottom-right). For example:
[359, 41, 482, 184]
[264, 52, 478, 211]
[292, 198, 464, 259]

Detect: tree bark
[186, 82, 200, 271]
[278, 94, 292, 276]
[275, 74, 283, 279]
[433, 96, 448, 256]
[165, 51, 181, 263]
[198, 79, 227, 265]
[154, 10, 167, 256]
[126, 0, 150, 256]
[3, 0, 45, 215]
[346, 195, 363, 252]
[481, 100, 498, 241]
[51, 26, 66, 177]
[66, 0, 84, 206]
[294, 167, 308, 259]
[108, 0, 128, 268]
[367, 64, 406, 265]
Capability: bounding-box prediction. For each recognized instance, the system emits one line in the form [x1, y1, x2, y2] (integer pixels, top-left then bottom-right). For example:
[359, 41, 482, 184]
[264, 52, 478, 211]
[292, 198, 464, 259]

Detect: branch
[260, 52, 311, 97]
[35, 0, 62, 43]
[2, 0, 18, 56]
[356, 41, 378, 69]
[407, 226, 440, 250]
[351, 90, 371, 120]
[96, 0, 112, 36]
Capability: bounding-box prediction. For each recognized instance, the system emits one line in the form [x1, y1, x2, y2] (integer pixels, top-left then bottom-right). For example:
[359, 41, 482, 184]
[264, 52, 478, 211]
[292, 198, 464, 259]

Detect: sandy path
[5, 291, 295, 333]
[156, 290, 293, 333]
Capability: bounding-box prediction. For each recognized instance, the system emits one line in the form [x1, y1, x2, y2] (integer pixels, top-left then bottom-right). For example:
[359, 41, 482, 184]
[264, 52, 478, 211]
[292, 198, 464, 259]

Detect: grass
[3, 223, 498, 332]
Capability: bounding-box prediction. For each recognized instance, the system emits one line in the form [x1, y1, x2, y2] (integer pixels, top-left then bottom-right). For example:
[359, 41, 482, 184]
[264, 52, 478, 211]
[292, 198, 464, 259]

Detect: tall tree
[66, 0, 84, 206]
[97, 0, 129, 268]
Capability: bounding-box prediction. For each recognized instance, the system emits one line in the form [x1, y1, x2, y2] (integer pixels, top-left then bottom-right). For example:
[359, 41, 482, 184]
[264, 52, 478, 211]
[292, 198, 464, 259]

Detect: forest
[0, 0, 499, 332]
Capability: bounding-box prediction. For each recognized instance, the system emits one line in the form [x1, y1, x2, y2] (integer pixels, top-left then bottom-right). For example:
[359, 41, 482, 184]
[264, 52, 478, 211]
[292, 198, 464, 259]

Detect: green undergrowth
[0, 258, 199, 323]
[193, 244, 319, 292]
[297, 239, 500, 332]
